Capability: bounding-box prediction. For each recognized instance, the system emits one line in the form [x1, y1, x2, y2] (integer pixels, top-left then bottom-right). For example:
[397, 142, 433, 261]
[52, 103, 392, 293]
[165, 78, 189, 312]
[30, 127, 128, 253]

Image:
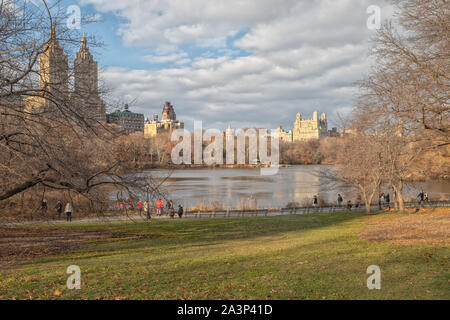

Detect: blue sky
[63, 0, 250, 70]
[49, 0, 394, 130]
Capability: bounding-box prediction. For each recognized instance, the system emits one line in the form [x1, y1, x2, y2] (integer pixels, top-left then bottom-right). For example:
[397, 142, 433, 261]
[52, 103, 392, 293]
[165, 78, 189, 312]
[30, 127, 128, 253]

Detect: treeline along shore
[118, 132, 449, 182]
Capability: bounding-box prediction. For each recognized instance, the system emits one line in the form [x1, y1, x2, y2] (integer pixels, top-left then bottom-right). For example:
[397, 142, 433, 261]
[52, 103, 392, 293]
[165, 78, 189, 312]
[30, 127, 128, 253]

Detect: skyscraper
[39, 26, 69, 96]
[73, 34, 106, 122]
[24, 26, 69, 113]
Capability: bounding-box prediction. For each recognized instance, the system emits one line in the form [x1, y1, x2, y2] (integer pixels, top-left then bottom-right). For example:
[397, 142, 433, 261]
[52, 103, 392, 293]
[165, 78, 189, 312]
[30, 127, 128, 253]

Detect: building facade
[274, 125, 293, 142]
[328, 127, 339, 137]
[266, 111, 329, 142]
[144, 102, 184, 137]
[107, 104, 145, 134]
[292, 111, 328, 141]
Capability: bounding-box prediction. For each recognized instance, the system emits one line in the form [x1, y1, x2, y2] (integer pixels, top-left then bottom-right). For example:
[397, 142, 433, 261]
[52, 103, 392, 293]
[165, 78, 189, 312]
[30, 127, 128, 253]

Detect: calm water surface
[144, 166, 449, 209]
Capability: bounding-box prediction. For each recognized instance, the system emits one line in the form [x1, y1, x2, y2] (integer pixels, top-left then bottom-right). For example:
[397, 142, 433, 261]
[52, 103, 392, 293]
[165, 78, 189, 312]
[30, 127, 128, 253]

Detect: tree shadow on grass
[2, 211, 365, 268]
[80, 211, 366, 253]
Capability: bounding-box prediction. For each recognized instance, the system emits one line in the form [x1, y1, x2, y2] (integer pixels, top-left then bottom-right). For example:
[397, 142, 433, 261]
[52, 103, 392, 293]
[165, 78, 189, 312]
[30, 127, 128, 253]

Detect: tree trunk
[366, 192, 376, 214]
[365, 198, 371, 214]
[392, 185, 398, 211]
[393, 180, 405, 212]
[360, 186, 373, 214]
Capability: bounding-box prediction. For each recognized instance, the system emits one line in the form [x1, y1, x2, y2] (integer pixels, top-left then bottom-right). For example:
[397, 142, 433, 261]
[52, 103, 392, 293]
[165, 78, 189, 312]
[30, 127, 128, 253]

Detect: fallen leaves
[359, 210, 450, 245]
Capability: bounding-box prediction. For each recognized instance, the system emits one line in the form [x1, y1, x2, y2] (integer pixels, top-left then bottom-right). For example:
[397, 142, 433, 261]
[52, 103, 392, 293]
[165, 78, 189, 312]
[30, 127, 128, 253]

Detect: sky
[59, 0, 394, 130]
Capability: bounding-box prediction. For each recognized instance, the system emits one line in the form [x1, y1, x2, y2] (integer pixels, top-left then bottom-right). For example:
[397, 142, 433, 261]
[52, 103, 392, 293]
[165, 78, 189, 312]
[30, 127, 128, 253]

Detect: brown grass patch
[359, 208, 450, 245]
[0, 228, 154, 267]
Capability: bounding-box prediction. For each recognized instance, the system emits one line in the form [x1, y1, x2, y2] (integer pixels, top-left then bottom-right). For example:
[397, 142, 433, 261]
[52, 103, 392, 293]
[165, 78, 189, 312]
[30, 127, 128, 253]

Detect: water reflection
[145, 166, 449, 210]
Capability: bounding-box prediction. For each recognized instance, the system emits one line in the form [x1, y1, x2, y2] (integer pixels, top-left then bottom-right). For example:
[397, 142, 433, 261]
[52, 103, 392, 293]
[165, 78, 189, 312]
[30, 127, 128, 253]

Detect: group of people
[40, 198, 74, 222]
[336, 193, 390, 211]
[332, 190, 430, 210]
[41, 189, 433, 222]
[336, 194, 359, 210]
[312, 194, 359, 210]
[137, 198, 184, 219]
[378, 193, 391, 210]
[43, 197, 184, 223]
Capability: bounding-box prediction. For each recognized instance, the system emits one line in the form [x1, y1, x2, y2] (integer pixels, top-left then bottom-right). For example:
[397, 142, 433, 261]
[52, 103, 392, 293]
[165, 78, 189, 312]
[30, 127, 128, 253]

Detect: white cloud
[101, 44, 369, 129]
[141, 52, 189, 64]
[82, 0, 395, 129]
[81, 0, 300, 46]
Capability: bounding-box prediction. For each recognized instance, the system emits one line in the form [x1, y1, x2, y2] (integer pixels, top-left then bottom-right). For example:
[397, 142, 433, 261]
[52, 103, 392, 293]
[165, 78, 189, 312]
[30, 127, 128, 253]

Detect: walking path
[3, 200, 449, 226]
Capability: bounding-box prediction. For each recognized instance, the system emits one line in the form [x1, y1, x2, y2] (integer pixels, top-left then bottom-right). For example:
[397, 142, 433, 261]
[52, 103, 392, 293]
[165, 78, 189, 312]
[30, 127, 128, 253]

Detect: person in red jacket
[156, 199, 163, 216]
[137, 201, 143, 216]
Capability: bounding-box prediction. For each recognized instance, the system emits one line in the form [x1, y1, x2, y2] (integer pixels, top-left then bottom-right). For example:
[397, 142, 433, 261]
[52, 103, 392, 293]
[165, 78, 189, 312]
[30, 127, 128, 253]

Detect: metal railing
[183, 200, 450, 219]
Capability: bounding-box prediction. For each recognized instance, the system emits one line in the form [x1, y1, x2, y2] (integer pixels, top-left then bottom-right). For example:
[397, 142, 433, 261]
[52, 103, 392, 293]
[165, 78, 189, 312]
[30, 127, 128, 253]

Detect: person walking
[166, 200, 174, 216]
[177, 205, 184, 219]
[137, 200, 143, 216]
[378, 193, 383, 210]
[418, 191, 425, 206]
[143, 201, 149, 219]
[55, 201, 63, 220]
[385, 193, 391, 210]
[313, 195, 318, 207]
[356, 194, 362, 209]
[156, 199, 163, 216]
[169, 206, 175, 219]
[337, 194, 343, 208]
[41, 198, 48, 215]
[346, 200, 352, 211]
[65, 202, 73, 222]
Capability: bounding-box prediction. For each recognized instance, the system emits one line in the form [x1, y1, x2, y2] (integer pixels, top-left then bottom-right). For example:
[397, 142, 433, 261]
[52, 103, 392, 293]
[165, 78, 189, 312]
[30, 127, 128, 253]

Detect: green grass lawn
[0, 211, 448, 299]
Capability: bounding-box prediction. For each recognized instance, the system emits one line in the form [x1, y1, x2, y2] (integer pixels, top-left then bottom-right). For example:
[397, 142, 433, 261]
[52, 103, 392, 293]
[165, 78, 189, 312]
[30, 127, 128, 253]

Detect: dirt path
[0, 227, 156, 268]
[0, 228, 115, 267]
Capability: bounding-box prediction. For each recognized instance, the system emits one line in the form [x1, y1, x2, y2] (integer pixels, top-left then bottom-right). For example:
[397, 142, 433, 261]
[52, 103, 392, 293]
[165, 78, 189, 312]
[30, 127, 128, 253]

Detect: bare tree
[345, 0, 450, 212]
[0, 1, 163, 219]
[359, 0, 449, 146]
[331, 134, 383, 214]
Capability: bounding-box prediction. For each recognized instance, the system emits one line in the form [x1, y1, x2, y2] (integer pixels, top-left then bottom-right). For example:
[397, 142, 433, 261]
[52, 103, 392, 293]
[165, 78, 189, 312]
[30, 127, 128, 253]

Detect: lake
[143, 165, 449, 210]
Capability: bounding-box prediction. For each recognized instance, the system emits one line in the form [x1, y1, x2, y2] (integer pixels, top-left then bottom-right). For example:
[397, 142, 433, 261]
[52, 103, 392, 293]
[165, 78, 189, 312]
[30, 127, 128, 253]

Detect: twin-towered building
[23, 27, 182, 136]
[24, 27, 106, 122]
